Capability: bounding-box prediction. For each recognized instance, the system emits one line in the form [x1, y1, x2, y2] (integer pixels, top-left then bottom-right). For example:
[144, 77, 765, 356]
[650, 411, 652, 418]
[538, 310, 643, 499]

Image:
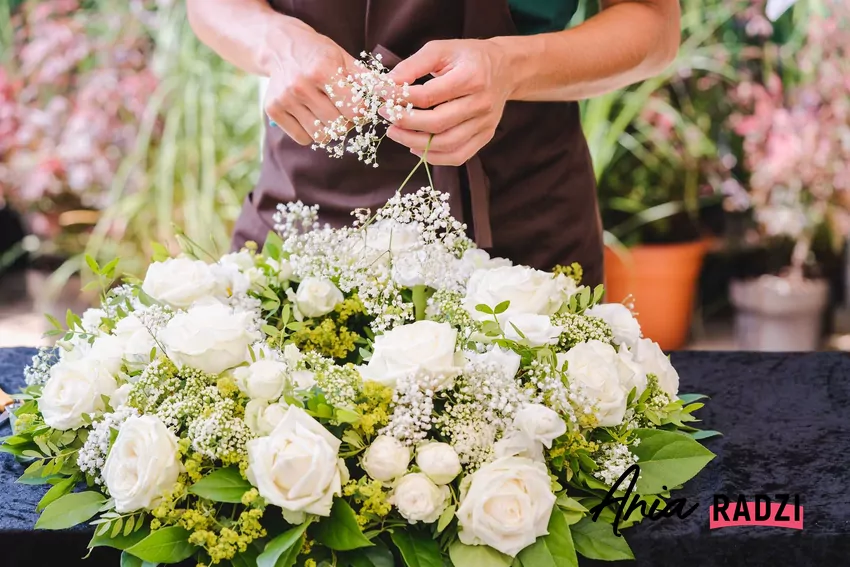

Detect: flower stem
[412, 285, 427, 321]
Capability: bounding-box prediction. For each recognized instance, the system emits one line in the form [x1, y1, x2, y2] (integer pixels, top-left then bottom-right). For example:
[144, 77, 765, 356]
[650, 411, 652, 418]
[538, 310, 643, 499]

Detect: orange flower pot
[603, 241, 707, 351]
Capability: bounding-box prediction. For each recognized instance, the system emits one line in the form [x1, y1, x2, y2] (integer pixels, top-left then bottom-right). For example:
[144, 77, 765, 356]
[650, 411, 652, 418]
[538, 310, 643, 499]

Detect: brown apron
[232, 0, 604, 287]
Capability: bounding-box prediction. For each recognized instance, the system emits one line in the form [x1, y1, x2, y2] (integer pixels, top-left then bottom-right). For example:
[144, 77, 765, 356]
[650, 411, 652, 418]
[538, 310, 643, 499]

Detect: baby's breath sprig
[312, 52, 413, 167]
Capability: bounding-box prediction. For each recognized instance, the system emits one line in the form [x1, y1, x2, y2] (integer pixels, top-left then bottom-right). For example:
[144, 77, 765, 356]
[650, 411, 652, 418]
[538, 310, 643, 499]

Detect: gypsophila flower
[24, 347, 59, 386]
[593, 442, 639, 487]
[77, 405, 140, 485]
[553, 312, 614, 350]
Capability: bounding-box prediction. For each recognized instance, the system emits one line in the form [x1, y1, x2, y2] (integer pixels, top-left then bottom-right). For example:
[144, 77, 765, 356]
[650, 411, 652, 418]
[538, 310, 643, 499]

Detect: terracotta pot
[604, 240, 707, 351]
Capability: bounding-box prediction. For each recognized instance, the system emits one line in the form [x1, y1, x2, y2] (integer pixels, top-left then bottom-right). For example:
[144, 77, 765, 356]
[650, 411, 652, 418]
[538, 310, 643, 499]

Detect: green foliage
[449, 542, 513, 567]
[124, 526, 197, 564]
[35, 491, 107, 530]
[188, 467, 252, 504]
[517, 509, 578, 567]
[630, 429, 715, 494]
[571, 517, 635, 561]
[257, 520, 312, 567]
[390, 529, 443, 567]
[314, 499, 374, 551]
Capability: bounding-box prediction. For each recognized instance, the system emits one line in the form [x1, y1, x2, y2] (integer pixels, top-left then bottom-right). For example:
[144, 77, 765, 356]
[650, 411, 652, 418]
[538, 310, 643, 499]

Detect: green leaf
[45, 313, 63, 330]
[677, 393, 708, 404]
[631, 429, 715, 494]
[571, 518, 634, 561]
[125, 527, 196, 564]
[690, 429, 723, 441]
[262, 231, 284, 261]
[493, 300, 511, 315]
[343, 542, 395, 567]
[85, 254, 101, 275]
[120, 551, 159, 567]
[315, 499, 373, 551]
[517, 508, 578, 567]
[89, 524, 151, 550]
[556, 495, 588, 513]
[37, 475, 79, 511]
[35, 491, 107, 530]
[437, 503, 456, 534]
[335, 407, 362, 424]
[475, 304, 494, 315]
[188, 467, 252, 503]
[230, 545, 260, 567]
[449, 542, 512, 567]
[257, 521, 311, 567]
[151, 242, 171, 262]
[390, 530, 442, 567]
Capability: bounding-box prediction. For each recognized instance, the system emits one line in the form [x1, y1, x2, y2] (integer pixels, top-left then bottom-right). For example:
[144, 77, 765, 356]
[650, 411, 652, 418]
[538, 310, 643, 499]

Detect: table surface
[2, 347, 850, 567]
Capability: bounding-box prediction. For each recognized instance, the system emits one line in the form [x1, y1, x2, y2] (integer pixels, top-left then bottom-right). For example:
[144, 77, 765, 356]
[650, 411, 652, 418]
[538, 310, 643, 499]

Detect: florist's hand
[385, 39, 516, 166]
[264, 22, 357, 146]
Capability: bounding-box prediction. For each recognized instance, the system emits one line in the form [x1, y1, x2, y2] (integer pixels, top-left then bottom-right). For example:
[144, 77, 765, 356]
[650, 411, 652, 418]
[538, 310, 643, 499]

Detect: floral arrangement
[2, 50, 714, 567]
[727, 0, 850, 274]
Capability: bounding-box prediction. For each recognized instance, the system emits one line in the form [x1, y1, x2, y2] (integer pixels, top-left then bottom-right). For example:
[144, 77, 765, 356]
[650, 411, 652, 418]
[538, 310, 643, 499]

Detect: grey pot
[730, 276, 829, 351]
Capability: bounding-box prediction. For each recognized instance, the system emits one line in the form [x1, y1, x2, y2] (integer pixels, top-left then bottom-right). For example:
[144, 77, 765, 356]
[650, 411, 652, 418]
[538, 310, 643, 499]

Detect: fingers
[267, 109, 313, 145]
[411, 131, 495, 167]
[387, 41, 451, 87]
[404, 68, 480, 109]
[392, 95, 489, 135]
[387, 114, 489, 154]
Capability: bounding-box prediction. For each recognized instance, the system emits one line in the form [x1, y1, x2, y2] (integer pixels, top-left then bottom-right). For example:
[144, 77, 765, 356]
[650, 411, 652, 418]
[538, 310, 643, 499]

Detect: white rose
[558, 341, 629, 427]
[295, 277, 344, 318]
[463, 266, 562, 322]
[503, 313, 563, 347]
[617, 345, 648, 397]
[465, 347, 521, 380]
[359, 321, 463, 389]
[631, 338, 679, 396]
[87, 335, 126, 376]
[283, 343, 305, 365]
[267, 258, 294, 282]
[457, 457, 556, 557]
[110, 384, 133, 409]
[141, 257, 224, 308]
[39, 359, 118, 430]
[112, 315, 158, 372]
[415, 442, 461, 485]
[555, 273, 579, 302]
[80, 308, 107, 335]
[291, 370, 316, 391]
[233, 359, 288, 401]
[461, 248, 512, 271]
[391, 252, 427, 287]
[103, 415, 181, 513]
[495, 404, 566, 462]
[160, 303, 259, 375]
[211, 262, 252, 297]
[391, 473, 450, 524]
[244, 399, 288, 436]
[362, 435, 411, 482]
[247, 407, 347, 521]
[57, 336, 91, 361]
[586, 303, 642, 347]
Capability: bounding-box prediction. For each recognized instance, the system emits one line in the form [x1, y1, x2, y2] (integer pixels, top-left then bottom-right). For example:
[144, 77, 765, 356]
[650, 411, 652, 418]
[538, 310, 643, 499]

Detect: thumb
[387, 41, 450, 86]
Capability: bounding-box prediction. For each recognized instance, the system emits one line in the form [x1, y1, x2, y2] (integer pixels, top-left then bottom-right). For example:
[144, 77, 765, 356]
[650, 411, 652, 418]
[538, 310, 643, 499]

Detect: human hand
[385, 39, 517, 166]
[263, 22, 358, 145]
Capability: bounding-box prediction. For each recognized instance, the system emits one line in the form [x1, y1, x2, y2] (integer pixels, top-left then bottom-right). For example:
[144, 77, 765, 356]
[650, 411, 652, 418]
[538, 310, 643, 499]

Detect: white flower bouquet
[2, 54, 715, 567]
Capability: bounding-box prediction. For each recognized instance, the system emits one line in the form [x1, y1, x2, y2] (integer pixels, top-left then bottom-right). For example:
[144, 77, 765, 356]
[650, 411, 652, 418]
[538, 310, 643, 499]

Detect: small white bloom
[464, 266, 562, 322]
[587, 303, 642, 347]
[359, 321, 463, 389]
[362, 435, 411, 482]
[495, 404, 566, 462]
[503, 313, 563, 347]
[110, 384, 133, 409]
[630, 338, 679, 396]
[555, 273, 579, 302]
[80, 308, 107, 335]
[559, 341, 630, 427]
[39, 359, 118, 430]
[233, 359, 289, 401]
[160, 303, 260, 375]
[616, 345, 648, 397]
[112, 315, 157, 372]
[244, 399, 288, 436]
[141, 257, 224, 308]
[291, 370, 316, 391]
[295, 277, 344, 318]
[464, 347, 521, 380]
[87, 335, 126, 377]
[247, 407, 347, 521]
[415, 442, 461, 485]
[456, 456, 556, 557]
[391, 473, 450, 524]
[460, 248, 512, 271]
[103, 415, 181, 513]
[267, 258, 294, 282]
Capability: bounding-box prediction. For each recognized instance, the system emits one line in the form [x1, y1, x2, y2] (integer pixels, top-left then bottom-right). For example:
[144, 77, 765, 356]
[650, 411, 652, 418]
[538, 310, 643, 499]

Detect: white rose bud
[233, 359, 289, 401]
[630, 338, 679, 396]
[110, 384, 133, 409]
[87, 335, 126, 377]
[291, 370, 316, 391]
[244, 399, 288, 436]
[463, 265, 562, 322]
[247, 407, 348, 522]
[495, 404, 566, 462]
[586, 303, 642, 347]
[359, 321, 463, 389]
[461, 248, 512, 271]
[112, 315, 158, 372]
[558, 341, 630, 427]
[503, 313, 563, 347]
[103, 415, 181, 513]
[295, 277, 344, 318]
[415, 442, 461, 485]
[160, 303, 259, 376]
[39, 359, 118, 430]
[362, 435, 411, 482]
[141, 257, 225, 308]
[80, 308, 107, 335]
[457, 457, 556, 557]
[391, 473, 450, 524]
[267, 258, 294, 282]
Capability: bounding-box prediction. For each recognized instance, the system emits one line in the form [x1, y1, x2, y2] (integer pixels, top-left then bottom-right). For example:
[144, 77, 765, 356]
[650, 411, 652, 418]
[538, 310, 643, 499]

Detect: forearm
[496, 0, 681, 101]
[186, 0, 309, 76]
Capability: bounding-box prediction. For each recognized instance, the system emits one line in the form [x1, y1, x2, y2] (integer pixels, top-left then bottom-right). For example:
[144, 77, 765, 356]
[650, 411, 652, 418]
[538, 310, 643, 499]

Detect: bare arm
[496, 0, 682, 101]
[186, 0, 354, 144]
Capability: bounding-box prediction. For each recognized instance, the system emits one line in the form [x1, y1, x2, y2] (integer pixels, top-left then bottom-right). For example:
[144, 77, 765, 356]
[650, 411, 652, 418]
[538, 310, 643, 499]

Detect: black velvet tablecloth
[2, 347, 850, 567]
